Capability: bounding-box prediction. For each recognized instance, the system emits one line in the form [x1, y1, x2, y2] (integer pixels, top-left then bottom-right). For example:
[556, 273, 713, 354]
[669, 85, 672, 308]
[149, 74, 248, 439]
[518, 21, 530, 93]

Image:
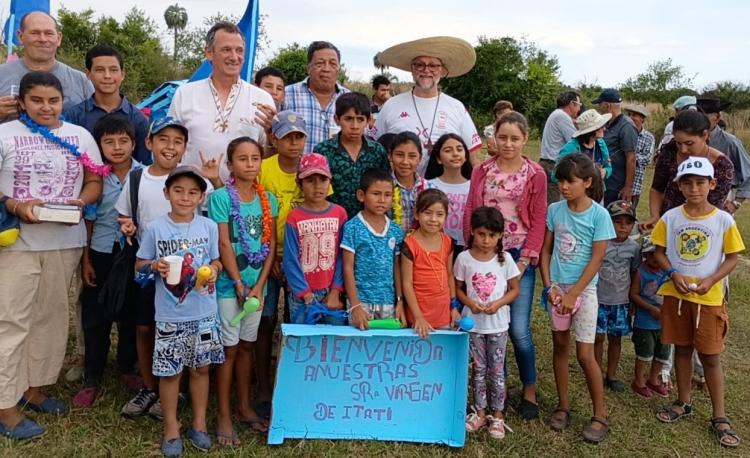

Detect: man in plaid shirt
[284, 41, 349, 153]
[625, 104, 655, 208]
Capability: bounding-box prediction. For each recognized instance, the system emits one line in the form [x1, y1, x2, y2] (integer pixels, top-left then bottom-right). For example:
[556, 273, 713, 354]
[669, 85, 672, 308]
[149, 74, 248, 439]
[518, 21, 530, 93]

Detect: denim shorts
[596, 303, 632, 337]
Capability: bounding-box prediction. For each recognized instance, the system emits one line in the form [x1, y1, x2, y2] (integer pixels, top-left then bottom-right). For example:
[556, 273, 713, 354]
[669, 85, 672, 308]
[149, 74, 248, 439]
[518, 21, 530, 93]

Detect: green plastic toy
[230, 297, 260, 326]
[368, 318, 403, 329]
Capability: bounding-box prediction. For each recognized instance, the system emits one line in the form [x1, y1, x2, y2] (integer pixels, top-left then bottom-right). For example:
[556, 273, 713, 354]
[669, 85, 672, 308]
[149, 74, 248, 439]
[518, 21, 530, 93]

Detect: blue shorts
[596, 303, 631, 337]
[288, 288, 347, 325]
[152, 315, 225, 377]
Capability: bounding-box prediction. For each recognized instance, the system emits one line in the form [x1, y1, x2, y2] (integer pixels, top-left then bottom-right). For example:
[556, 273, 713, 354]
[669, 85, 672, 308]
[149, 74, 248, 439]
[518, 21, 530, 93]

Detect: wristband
[450, 297, 463, 311]
[666, 268, 678, 278]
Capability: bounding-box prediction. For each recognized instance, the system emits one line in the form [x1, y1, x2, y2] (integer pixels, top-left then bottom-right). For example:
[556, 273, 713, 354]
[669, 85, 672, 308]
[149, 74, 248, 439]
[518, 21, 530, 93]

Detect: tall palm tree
[164, 4, 188, 63]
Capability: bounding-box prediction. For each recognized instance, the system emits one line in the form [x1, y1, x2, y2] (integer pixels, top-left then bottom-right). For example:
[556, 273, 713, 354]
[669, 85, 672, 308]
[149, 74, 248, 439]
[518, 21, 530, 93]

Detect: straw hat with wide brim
[573, 109, 612, 137]
[376, 36, 476, 77]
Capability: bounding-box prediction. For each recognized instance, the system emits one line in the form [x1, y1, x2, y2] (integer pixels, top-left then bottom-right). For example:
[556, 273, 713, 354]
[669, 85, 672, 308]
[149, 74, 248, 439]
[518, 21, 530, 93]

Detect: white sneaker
[487, 415, 512, 440]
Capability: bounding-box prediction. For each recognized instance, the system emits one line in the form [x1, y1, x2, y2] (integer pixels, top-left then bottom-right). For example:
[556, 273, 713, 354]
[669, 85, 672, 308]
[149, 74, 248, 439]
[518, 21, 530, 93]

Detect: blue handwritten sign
[268, 324, 469, 447]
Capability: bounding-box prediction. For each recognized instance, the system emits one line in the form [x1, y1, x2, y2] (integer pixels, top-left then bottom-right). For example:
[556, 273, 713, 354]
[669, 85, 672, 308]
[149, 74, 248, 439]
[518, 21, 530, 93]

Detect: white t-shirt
[540, 109, 576, 161]
[115, 167, 214, 241]
[428, 178, 470, 246]
[453, 250, 520, 334]
[0, 120, 102, 251]
[374, 91, 481, 175]
[168, 79, 274, 182]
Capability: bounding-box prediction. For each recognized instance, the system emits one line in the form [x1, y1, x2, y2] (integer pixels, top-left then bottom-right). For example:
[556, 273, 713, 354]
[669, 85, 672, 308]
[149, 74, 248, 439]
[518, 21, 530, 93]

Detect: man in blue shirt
[64, 45, 151, 165]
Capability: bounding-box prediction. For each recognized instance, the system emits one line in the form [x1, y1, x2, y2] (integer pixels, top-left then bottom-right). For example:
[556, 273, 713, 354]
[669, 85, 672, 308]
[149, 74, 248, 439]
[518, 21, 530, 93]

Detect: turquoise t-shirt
[208, 187, 279, 298]
[546, 200, 615, 286]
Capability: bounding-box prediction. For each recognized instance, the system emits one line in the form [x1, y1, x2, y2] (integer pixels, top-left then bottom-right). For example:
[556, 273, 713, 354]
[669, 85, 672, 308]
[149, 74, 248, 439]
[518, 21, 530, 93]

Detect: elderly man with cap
[624, 104, 655, 208]
[373, 36, 482, 173]
[593, 89, 639, 205]
[0, 12, 93, 123]
[696, 96, 750, 212]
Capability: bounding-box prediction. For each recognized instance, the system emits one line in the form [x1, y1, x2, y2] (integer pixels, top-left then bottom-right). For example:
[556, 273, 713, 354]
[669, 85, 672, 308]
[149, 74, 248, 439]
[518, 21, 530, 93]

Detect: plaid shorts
[152, 315, 225, 377]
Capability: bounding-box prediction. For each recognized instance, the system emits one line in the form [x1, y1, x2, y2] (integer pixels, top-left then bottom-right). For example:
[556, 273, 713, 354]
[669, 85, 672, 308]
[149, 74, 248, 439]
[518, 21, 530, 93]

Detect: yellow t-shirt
[260, 155, 333, 257]
[652, 206, 745, 305]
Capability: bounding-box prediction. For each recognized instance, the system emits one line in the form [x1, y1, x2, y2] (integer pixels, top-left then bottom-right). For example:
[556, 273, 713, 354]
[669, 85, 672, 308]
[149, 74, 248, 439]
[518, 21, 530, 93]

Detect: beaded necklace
[20, 112, 111, 177]
[226, 177, 272, 264]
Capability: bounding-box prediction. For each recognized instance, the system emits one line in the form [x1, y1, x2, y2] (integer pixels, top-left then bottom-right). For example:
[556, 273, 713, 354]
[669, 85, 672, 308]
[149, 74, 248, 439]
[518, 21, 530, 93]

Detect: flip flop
[238, 416, 269, 433]
[216, 430, 240, 447]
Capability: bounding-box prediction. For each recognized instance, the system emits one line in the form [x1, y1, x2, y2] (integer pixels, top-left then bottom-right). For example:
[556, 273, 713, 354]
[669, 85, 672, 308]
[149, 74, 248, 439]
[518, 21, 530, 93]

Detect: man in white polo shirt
[168, 21, 274, 186]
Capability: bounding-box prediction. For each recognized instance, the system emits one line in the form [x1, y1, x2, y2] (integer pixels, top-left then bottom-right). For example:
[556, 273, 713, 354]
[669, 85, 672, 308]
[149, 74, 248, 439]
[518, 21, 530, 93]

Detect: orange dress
[404, 233, 452, 329]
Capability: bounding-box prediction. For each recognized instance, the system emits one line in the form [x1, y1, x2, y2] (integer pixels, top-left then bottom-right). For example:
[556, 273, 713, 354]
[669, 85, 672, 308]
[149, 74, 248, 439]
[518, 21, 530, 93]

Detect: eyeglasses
[411, 62, 442, 72]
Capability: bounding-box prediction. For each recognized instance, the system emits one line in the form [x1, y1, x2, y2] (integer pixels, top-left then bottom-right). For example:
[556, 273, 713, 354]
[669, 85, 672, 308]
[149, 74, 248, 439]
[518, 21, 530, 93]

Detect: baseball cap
[297, 153, 332, 180]
[606, 200, 636, 220]
[272, 110, 308, 139]
[674, 156, 715, 182]
[592, 88, 622, 104]
[149, 116, 189, 141]
[673, 95, 696, 111]
[165, 165, 207, 192]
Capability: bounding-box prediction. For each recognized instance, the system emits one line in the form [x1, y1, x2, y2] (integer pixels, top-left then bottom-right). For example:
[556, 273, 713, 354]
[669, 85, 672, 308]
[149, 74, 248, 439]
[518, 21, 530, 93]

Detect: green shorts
[632, 327, 671, 362]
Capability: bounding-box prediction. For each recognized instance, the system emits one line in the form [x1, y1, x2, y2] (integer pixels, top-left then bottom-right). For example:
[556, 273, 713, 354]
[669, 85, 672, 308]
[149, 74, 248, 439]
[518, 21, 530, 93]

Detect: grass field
[2, 140, 749, 457]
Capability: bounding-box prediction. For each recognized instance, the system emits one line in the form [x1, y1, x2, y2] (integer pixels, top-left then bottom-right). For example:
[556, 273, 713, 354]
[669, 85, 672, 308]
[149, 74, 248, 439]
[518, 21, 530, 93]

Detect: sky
[4, 0, 750, 88]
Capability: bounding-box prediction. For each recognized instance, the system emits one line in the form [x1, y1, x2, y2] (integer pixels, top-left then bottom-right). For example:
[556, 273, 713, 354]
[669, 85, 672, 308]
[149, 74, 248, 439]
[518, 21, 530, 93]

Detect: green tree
[620, 59, 695, 106]
[56, 7, 176, 101]
[164, 4, 188, 63]
[265, 42, 308, 84]
[440, 36, 562, 132]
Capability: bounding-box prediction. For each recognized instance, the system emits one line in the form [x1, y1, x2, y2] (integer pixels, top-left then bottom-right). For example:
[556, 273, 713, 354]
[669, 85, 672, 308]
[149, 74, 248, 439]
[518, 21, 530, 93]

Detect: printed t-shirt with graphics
[374, 91, 481, 175]
[453, 250, 520, 334]
[546, 200, 616, 286]
[651, 206, 745, 306]
[597, 238, 641, 305]
[207, 186, 279, 299]
[260, 154, 332, 257]
[340, 212, 404, 305]
[136, 214, 220, 322]
[115, 167, 214, 241]
[428, 178, 470, 246]
[283, 203, 347, 298]
[633, 265, 666, 330]
[0, 120, 103, 251]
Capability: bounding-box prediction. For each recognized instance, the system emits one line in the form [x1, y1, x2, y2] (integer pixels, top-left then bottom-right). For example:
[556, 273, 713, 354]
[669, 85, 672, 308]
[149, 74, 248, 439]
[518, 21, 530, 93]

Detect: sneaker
[161, 437, 183, 457]
[631, 382, 654, 398]
[646, 381, 670, 398]
[72, 387, 99, 408]
[605, 378, 625, 392]
[121, 389, 158, 418]
[487, 415, 513, 440]
[65, 365, 84, 382]
[465, 412, 487, 432]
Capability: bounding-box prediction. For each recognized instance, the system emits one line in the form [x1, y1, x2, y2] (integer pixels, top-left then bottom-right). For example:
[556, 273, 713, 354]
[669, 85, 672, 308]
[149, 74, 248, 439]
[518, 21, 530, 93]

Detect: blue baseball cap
[149, 116, 188, 140]
[673, 95, 697, 111]
[272, 110, 308, 139]
[592, 88, 622, 104]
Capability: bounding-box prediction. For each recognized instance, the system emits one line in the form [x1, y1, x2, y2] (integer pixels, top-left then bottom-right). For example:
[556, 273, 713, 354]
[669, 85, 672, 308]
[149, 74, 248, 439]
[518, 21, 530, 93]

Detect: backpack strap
[129, 168, 144, 228]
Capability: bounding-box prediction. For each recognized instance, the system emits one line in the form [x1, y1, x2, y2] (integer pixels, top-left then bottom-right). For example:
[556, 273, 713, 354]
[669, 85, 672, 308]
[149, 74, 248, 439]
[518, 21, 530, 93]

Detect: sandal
[216, 430, 239, 447]
[549, 408, 570, 432]
[711, 417, 741, 448]
[582, 416, 609, 443]
[656, 399, 693, 423]
[238, 416, 269, 433]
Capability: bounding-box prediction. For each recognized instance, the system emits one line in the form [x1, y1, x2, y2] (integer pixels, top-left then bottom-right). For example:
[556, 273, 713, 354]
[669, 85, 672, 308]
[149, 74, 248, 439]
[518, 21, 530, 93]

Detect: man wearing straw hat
[624, 104, 655, 208]
[373, 37, 482, 173]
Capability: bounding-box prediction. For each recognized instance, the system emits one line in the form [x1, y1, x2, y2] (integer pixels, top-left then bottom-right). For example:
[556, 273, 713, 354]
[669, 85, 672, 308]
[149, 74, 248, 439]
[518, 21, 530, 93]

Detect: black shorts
[131, 281, 156, 326]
